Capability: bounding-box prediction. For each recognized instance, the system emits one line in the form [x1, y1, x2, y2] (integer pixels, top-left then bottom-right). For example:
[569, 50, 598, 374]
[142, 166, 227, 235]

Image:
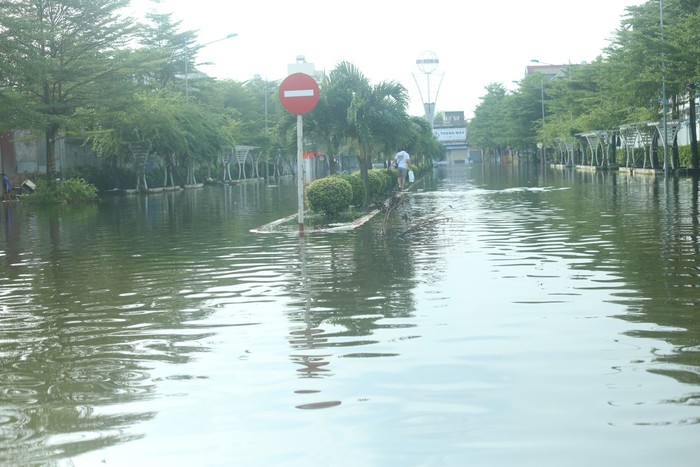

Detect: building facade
[433, 111, 469, 164]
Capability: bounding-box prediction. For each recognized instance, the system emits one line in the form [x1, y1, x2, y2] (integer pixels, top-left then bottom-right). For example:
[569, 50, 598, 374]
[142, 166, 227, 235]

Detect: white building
[433, 111, 468, 164]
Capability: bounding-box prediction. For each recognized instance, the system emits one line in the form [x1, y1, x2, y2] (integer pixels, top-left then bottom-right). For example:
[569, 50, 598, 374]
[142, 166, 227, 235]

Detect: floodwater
[1, 164, 699, 467]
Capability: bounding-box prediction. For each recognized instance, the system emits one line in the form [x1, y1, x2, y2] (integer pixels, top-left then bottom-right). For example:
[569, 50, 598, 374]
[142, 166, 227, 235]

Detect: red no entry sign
[279, 73, 320, 115]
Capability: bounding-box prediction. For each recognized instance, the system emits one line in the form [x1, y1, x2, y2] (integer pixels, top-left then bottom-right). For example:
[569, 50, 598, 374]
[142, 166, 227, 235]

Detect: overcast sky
[126, 0, 647, 118]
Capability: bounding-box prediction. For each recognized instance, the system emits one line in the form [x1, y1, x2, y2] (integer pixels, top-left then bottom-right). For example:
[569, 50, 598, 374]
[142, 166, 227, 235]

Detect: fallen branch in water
[379, 194, 406, 234]
[378, 193, 453, 237]
[397, 213, 451, 237]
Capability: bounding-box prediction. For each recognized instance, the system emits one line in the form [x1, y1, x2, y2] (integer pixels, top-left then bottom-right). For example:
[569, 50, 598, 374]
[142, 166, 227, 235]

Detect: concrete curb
[250, 208, 381, 234]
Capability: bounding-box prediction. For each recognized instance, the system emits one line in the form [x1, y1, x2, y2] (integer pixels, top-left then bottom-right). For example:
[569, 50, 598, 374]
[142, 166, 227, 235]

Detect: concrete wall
[0, 131, 102, 177]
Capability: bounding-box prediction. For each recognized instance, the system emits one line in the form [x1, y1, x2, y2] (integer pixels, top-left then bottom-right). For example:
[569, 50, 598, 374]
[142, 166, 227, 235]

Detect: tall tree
[0, 0, 139, 178]
[138, 11, 197, 93]
[468, 83, 510, 155]
[506, 73, 547, 151]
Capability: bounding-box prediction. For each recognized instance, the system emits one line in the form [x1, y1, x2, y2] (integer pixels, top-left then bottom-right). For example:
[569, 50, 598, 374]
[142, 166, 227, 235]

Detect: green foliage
[63, 166, 133, 191]
[306, 176, 352, 217]
[383, 169, 398, 192]
[371, 169, 392, 196]
[468, 83, 511, 151]
[311, 61, 418, 185]
[402, 117, 444, 164]
[0, 0, 140, 177]
[365, 170, 385, 202]
[334, 173, 366, 207]
[468, 2, 700, 169]
[25, 178, 99, 204]
[0, 3, 447, 187]
[677, 145, 693, 167]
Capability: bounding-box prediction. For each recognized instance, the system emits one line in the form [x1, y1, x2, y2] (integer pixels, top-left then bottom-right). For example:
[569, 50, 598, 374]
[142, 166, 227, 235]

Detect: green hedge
[333, 173, 366, 207]
[306, 176, 353, 216]
[365, 170, 384, 202]
[383, 168, 398, 192]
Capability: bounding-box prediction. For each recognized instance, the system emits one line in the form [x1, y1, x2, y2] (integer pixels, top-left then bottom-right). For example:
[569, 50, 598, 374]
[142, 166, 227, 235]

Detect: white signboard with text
[434, 127, 466, 142]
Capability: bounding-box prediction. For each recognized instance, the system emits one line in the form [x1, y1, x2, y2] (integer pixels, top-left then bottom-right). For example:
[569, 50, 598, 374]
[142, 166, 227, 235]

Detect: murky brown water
[1, 165, 699, 466]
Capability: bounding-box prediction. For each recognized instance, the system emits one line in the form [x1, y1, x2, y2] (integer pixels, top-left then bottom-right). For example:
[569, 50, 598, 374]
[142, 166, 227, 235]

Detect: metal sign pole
[297, 114, 304, 234]
[278, 72, 319, 235]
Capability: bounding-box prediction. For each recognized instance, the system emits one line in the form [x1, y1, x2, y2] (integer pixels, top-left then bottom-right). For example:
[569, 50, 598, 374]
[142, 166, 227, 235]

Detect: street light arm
[196, 33, 238, 50]
[184, 33, 238, 104]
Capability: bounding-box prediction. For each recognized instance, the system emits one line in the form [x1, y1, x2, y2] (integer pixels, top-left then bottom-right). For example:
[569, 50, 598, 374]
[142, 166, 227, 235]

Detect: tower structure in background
[413, 50, 444, 130]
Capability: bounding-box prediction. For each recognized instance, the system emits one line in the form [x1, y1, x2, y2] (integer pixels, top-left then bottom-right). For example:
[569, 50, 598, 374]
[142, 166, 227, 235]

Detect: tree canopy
[0, 0, 443, 189]
[0, 0, 143, 177]
[468, 0, 700, 169]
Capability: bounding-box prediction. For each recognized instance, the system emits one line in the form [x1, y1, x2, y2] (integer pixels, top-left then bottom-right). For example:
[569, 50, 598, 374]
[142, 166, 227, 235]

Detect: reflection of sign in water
[433, 127, 466, 142]
[291, 237, 342, 410]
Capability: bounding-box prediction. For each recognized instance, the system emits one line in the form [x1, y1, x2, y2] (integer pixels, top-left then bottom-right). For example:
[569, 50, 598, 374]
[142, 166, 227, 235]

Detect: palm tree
[316, 62, 411, 197]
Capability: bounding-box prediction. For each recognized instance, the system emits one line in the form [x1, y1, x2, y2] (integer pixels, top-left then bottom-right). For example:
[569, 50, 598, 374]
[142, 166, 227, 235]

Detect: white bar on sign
[284, 89, 315, 97]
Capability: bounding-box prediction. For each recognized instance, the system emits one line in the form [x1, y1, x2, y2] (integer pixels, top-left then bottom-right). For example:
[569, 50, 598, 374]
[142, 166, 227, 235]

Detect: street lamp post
[530, 60, 548, 168]
[184, 33, 238, 104]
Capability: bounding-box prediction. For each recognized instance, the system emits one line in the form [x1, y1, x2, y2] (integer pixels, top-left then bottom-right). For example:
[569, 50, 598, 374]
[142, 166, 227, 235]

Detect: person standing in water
[394, 150, 411, 191]
[2, 172, 10, 201]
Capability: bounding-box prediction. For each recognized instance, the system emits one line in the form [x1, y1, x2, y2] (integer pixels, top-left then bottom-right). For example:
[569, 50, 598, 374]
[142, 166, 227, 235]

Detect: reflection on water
[1, 168, 699, 466]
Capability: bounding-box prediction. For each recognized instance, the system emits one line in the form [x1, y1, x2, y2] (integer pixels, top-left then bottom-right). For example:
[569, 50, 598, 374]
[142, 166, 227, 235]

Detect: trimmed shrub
[25, 178, 99, 204]
[372, 169, 393, 196]
[365, 170, 384, 202]
[334, 173, 366, 207]
[306, 176, 353, 216]
[384, 169, 398, 192]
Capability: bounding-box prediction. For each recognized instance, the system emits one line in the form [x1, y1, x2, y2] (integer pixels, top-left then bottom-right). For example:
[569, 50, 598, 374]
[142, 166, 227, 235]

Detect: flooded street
[1, 164, 699, 466]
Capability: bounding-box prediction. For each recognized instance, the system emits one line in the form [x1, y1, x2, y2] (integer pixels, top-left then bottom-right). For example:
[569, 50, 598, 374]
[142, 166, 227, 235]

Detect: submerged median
[251, 167, 424, 234]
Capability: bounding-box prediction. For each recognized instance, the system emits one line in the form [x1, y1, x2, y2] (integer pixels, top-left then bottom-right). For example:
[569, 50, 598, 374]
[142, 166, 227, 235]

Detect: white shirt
[395, 151, 410, 169]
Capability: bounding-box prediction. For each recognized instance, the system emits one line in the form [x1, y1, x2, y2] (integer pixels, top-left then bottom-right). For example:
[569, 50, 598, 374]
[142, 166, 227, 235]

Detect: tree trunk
[689, 88, 699, 170]
[652, 136, 660, 168]
[111, 155, 120, 189]
[45, 122, 60, 179]
[672, 95, 680, 169]
[165, 153, 185, 187]
[359, 150, 369, 206]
